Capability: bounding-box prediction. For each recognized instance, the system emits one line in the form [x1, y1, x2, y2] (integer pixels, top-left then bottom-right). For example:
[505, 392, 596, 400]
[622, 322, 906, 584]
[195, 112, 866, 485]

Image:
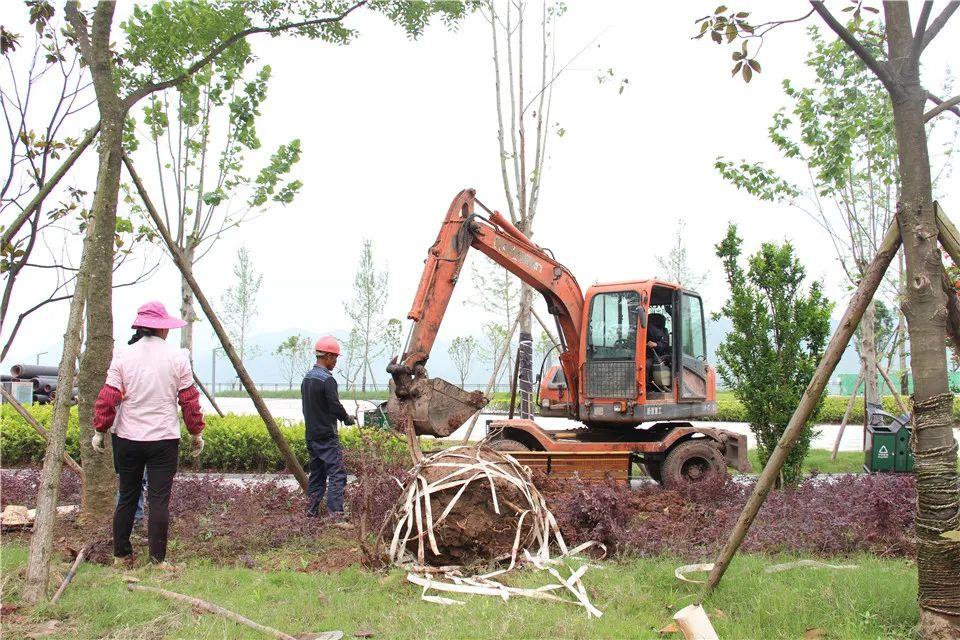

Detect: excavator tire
[487, 438, 531, 453]
[660, 439, 726, 489]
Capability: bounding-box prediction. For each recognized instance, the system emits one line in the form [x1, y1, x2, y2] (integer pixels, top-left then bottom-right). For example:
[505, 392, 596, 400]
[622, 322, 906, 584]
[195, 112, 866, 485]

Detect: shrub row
[708, 392, 944, 423]
[0, 405, 408, 472]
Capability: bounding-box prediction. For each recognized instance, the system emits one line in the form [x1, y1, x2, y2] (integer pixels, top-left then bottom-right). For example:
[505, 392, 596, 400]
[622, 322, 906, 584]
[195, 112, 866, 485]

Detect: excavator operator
[647, 313, 670, 362]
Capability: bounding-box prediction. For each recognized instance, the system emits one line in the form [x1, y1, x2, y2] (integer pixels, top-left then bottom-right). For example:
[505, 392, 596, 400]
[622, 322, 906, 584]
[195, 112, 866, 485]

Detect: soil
[404, 447, 537, 566]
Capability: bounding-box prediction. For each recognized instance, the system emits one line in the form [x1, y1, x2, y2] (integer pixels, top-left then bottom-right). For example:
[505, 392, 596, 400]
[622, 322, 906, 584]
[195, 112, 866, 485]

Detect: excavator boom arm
[400, 189, 584, 404]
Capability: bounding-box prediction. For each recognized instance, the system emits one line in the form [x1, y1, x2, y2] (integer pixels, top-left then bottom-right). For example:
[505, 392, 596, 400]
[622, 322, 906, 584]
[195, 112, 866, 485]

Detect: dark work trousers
[306, 438, 346, 516]
[112, 435, 179, 562]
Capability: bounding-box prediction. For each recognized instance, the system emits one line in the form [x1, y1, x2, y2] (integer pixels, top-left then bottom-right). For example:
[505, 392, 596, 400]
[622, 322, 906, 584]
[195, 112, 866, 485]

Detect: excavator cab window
[585, 290, 640, 398]
[646, 287, 675, 395]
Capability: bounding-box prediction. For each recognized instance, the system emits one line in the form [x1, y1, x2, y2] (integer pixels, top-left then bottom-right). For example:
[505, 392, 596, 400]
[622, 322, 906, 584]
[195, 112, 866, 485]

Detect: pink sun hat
[131, 301, 187, 330]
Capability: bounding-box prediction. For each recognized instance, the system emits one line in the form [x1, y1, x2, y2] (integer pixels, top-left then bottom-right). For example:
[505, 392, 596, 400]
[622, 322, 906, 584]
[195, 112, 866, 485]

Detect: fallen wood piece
[0, 386, 84, 481]
[673, 604, 719, 640]
[0, 505, 78, 530]
[127, 583, 343, 640]
[50, 545, 88, 605]
[764, 559, 858, 574]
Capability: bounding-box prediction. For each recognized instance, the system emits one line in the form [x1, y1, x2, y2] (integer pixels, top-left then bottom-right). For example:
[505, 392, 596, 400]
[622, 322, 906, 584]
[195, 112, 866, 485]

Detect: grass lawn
[1, 544, 917, 639]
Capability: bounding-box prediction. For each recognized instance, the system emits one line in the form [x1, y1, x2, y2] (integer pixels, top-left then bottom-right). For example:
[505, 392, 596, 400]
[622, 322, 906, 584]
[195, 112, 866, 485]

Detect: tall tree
[131, 65, 302, 356]
[483, 0, 564, 416]
[448, 335, 479, 387]
[655, 218, 708, 290]
[274, 334, 312, 389]
[714, 24, 901, 411]
[20, 0, 473, 603]
[346, 239, 388, 392]
[714, 224, 833, 486]
[221, 246, 262, 365]
[697, 3, 960, 632]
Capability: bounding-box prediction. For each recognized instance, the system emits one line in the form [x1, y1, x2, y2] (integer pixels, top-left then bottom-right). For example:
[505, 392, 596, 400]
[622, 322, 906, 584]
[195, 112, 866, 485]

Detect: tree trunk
[180, 244, 197, 353]
[884, 6, 960, 635]
[861, 300, 880, 407]
[518, 285, 533, 418]
[22, 232, 93, 603]
[73, 1, 124, 529]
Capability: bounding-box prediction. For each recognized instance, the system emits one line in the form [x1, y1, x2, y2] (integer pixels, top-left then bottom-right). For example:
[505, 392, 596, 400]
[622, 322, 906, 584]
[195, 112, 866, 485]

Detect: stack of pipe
[3, 364, 76, 405]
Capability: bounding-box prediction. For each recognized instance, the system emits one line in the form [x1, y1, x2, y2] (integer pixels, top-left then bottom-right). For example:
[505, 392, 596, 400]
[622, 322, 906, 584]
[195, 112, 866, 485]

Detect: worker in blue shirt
[302, 336, 355, 521]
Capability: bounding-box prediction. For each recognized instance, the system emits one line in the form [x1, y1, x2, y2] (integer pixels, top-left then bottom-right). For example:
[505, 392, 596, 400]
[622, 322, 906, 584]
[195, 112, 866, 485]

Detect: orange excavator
[387, 189, 750, 487]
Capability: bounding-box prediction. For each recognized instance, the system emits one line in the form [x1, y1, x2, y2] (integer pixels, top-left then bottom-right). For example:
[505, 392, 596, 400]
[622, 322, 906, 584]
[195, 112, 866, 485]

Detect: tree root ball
[387, 445, 545, 566]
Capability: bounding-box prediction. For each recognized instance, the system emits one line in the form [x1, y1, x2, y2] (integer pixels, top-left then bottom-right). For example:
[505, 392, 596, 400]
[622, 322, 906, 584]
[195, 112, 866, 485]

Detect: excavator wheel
[487, 438, 531, 453]
[661, 439, 727, 489]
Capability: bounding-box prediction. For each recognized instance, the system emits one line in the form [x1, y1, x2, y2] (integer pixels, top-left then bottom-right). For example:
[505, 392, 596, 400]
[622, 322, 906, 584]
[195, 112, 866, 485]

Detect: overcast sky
[2, 1, 958, 378]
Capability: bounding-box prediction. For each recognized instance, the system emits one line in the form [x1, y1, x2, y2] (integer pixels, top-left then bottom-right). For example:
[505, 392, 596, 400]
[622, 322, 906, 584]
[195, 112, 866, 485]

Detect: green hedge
[1, 405, 408, 472]
[708, 392, 942, 423]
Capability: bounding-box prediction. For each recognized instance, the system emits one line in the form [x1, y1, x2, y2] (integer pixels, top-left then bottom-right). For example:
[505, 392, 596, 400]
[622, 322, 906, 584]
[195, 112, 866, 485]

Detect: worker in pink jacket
[92, 301, 205, 565]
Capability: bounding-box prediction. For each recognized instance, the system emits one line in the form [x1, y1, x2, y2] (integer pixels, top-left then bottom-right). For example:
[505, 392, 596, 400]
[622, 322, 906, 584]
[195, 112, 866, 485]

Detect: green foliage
[0, 405, 407, 471]
[714, 224, 833, 485]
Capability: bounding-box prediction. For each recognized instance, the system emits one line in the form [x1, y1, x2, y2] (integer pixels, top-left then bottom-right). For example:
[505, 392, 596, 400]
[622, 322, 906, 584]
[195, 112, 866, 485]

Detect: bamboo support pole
[1, 387, 84, 481]
[933, 203, 960, 355]
[877, 364, 910, 417]
[460, 315, 521, 444]
[193, 372, 224, 417]
[699, 218, 902, 601]
[122, 154, 308, 491]
[531, 307, 560, 348]
[49, 545, 88, 605]
[831, 368, 864, 460]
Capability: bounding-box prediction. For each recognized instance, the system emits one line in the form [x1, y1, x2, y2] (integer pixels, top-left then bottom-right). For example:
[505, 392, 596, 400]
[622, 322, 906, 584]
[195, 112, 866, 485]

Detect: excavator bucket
[387, 377, 489, 438]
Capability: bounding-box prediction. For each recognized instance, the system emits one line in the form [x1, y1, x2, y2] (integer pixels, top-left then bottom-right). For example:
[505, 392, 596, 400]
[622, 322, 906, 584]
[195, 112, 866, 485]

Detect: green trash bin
[864, 402, 913, 473]
[864, 424, 897, 472]
[894, 425, 914, 472]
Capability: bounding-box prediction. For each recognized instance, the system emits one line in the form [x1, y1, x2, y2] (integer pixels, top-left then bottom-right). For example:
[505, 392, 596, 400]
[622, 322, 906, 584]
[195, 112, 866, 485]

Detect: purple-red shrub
[546, 474, 916, 560]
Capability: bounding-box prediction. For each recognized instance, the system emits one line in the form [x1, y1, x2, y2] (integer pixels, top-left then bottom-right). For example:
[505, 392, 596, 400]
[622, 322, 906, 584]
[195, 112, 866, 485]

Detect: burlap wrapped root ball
[387, 445, 551, 566]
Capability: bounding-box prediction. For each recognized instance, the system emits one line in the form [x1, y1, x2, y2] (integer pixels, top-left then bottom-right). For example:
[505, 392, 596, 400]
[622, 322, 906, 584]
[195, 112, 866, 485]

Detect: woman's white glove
[190, 433, 204, 457]
[91, 432, 106, 453]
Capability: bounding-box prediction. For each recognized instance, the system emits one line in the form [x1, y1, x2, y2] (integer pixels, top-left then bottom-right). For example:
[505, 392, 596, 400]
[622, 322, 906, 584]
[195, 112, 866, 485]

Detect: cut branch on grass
[127, 583, 342, 640]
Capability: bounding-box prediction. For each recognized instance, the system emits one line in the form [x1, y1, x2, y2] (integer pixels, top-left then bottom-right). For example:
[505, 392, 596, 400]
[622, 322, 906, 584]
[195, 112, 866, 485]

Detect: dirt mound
[387, 445, 543, 566]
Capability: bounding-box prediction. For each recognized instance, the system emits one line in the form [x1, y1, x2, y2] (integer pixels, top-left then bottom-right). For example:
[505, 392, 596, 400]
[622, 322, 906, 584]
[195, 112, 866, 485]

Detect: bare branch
[910, 1, 933, 65]
[925, 92, 960, 121]
[0, 122, 100, 250]
[810, 1, 897, 94]
[921, 0, 959, 50]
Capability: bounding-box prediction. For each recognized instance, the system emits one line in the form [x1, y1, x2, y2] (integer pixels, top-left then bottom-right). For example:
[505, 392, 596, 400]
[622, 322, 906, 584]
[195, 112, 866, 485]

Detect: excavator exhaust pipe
[387, 376, 489, 438]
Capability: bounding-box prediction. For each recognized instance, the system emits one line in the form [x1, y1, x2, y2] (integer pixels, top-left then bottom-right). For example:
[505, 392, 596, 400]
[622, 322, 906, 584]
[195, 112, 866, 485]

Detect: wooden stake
[1, 387, 84, 482]
[192, 372, 224, 417]
[699, 218, 902, 601]
[49, 545, 87, 605]
[831, 368, 864, 460]
[460, 315, 521, 444]
[933, 203, 960, 356]
[122, 154, 308, 491]
[877, 364, 910, 417]
[128, 583, 341, 640]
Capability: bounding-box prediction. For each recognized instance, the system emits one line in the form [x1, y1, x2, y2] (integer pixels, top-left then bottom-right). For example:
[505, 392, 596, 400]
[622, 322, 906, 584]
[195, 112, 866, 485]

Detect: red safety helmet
[314, 335, 341, 355]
